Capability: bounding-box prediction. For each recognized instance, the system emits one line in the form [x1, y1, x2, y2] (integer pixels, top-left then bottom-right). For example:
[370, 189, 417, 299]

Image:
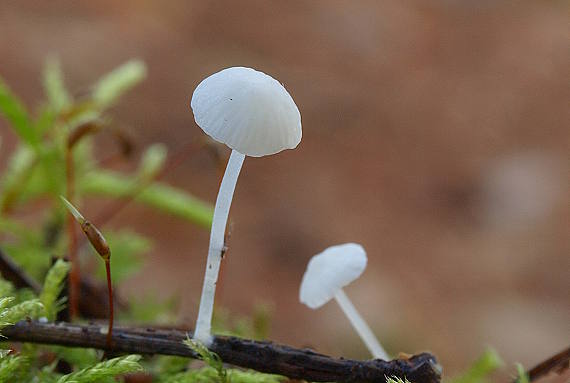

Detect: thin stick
[60, 197, 114, 350]
[0, 247, 115, 319]
[65, 122, 102, 319]
[2, 321, 442, 383]
[105, 260, 113, 348]
[65, 150, 80, 319]
[517, 347, 570, 383]
[0, 247, 41, 293]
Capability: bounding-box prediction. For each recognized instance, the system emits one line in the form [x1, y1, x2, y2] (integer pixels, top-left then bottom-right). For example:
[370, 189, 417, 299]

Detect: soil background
[1, 0, 568, 378]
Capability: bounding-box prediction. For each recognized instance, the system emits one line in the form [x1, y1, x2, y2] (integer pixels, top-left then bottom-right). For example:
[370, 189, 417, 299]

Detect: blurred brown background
[1, 0, 568, 377]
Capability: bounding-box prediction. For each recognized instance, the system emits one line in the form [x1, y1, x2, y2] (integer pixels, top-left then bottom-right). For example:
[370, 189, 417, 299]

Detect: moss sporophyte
[61, 196, 114, 349]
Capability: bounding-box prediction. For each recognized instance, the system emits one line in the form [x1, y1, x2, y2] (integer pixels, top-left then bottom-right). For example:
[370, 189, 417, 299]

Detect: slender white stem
[194, 149, 246, 345]
[333, 289, 389, 360]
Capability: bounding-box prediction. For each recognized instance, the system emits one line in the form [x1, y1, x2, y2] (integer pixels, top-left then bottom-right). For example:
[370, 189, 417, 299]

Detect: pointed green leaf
[450, 348, 503, 383]
[79, 170, 213, 228]
[0, 355, 27, 382]
[40, 260, 70, 320]
[0, 76, 37, 146]
[92, 60, 146, 109]
[43, 57, 71, 113]
[514, 363, 529, 383]
[137, 143, 167, 182]
[0, 299, 44, 325]
[34, 105, 56, 136]
[0, 145, 36, 211]
[56, 355, 143, 383]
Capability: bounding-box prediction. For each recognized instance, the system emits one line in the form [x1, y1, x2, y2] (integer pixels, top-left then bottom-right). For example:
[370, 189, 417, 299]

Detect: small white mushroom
[190, 67, 301, 345]
[299, 243, 389, 360]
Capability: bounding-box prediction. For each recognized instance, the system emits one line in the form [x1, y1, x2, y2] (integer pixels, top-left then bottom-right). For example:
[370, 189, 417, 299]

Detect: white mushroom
[190, 67, 301, 345]
[299, 243, 389, 360]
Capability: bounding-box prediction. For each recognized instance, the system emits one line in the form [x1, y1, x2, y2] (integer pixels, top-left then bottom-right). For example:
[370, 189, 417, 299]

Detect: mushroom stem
[194, 149, 246, 345]
[333, 289, 389, 360]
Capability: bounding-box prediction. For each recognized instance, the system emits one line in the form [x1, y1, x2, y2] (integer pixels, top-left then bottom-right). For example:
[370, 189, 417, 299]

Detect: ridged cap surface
[300, 243, 367, 309]
[191, 67, 302, 157]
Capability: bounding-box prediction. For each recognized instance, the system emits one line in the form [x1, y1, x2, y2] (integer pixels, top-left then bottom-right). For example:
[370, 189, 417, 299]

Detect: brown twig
[65, 121, 134, 318]
[65, 148, 80, 319]
[66, 121, 103, 318]
[2, 321, 441, 383]
[60, 197, 115, 349]
[515, 347, 570, 383]
[0, 247, 41, 293]
[0, 247, 120, 319]
[104, 259, 113, 349]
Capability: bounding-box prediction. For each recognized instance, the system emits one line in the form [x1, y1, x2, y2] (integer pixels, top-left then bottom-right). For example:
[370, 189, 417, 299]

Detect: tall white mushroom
[299, 243, 389, 360]
[190, 67, 302, 345]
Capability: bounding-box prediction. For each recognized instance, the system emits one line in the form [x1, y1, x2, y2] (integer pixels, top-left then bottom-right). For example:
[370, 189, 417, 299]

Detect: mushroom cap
[190, 67, 302, 157]
[299, 243, 367, 309]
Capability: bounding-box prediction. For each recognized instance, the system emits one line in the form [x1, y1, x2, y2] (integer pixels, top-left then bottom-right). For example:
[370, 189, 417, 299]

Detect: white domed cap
[191, 67, 302, 157]
[300, 243, 367, 309]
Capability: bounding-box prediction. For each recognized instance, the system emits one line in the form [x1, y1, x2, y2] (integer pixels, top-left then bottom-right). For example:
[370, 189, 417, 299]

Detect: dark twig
[0, 247, 121, 319]
[104, 259, 113, 349]
[3, 321, 442, 383]
[0, 247, 41, 293]
[515, 347, 570, 383]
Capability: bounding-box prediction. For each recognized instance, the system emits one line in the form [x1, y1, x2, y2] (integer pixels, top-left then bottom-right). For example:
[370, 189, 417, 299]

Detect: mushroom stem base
[334, 289, 389, 360]
[194, 150, 245, 345]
